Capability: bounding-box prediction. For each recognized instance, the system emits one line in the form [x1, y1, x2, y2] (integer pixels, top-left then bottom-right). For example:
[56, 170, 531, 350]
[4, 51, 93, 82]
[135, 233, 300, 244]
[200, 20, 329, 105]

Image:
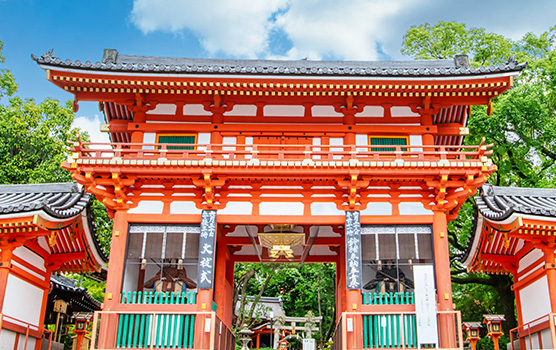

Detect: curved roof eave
[32, 50, 527, 80]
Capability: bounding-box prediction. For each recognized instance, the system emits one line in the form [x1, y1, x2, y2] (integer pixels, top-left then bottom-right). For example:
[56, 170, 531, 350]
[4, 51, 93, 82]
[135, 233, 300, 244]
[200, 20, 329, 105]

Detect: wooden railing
[91, 310, 233, 350]
[510, 313, 556, 350]
[0, 313, 53, 350]
[334, 310, 463, 350]
[68, 141, 492, 164]
[362, 292, 415, 305]
[121, 291, 197, 305]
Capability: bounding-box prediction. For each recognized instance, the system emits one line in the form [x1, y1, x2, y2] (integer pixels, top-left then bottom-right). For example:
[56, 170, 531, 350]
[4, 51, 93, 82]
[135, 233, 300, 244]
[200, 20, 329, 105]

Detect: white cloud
[131, 0, 288, 58]
[72, 115, 111, 144]
[130, 0, 556, 60]
[274, 0, 408, 60]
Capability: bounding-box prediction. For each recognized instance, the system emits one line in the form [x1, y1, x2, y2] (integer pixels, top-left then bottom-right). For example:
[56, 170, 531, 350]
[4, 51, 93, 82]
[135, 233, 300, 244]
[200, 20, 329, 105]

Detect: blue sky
[1, 0, 555, 142]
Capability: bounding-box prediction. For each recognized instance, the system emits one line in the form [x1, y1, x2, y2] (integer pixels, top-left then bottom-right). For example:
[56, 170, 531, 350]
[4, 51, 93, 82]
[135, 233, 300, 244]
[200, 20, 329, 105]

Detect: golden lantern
[258, 224, 305, 260]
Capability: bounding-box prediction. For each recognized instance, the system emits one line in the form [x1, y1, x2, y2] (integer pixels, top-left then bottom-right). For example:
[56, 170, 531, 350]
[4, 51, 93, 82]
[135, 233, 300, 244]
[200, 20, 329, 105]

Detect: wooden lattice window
[157, 134, 197, 150]
[369, 136, 408, 152]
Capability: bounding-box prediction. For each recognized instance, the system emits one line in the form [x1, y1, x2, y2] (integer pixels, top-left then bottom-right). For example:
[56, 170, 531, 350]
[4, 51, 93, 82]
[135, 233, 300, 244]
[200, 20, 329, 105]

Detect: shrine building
[0, 183, 107, 350]
[463, 185, 556, 350]
[32, 50, 524, 350]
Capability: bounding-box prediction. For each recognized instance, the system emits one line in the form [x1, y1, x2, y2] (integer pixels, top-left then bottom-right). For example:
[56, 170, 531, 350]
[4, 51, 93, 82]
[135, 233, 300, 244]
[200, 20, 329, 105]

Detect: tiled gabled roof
[32, 49, 526, 77]
[50, 274, 101, 311]
[0, 182, 90, 219]
[474, 184, 556, 221]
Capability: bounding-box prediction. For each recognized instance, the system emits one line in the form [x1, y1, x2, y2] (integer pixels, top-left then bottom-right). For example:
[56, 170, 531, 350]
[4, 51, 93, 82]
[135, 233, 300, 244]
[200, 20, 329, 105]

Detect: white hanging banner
[413, 265, 439, 346]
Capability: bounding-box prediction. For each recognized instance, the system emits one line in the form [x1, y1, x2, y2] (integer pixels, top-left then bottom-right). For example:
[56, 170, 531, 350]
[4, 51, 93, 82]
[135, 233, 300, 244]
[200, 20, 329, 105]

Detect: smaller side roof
[0, 182, 90, 219]
[0, 182, 108, 272]
[461, 184, 556, 273]
[474, 184, 556, 221]
[50, 274, 101, 311]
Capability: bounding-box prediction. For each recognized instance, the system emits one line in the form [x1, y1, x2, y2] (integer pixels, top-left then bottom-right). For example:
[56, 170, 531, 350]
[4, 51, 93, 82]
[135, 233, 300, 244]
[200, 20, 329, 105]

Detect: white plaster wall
[224, 104, 257, 116]
[0, 329, 17, 350]
[2, 274, 43, 326]
[218, 202, 253, 215]
[222, 137, 237, 156]
[198, 133, 211, 145]
[358, 106, 383, 117]
[409, 135, 423, 146]
[141, 132, 156, 150]
[519, 249, 544, 273]
[360, 202, 392, 216]
[259, 202, 304, 216]
[128, 201, 164, 214]
[519, 276, 551, 324]
[311, 106, 342, 117]
[311, 202, 344, 216]
[183, 104, 211, 116]
[264, 105, 304, 117]
[169, 201, 202, 215]
[399, 202, 432, 216]
[356, 134, 368, 146]
[147, 104, 177, 115]
[541, 328, 553, 349]
[391, 106, 419, 117]
[13, 247, 45, 272]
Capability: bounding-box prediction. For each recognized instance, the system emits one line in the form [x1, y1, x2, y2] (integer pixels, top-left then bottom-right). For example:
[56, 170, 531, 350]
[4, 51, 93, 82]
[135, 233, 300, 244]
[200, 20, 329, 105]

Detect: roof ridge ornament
[42, 49, 55, 60]
[102, 49, 118, 64]
[454, 55, 470, 69]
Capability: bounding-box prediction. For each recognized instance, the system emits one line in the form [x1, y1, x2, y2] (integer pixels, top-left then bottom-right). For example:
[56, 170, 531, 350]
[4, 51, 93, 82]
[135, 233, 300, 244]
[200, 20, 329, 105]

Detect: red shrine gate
[33, 49, 524, 349]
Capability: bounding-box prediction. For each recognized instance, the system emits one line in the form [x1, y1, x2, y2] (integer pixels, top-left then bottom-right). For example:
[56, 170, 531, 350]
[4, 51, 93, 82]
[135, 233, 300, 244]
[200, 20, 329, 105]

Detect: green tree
[234, 263, 336, 348]
[402, 22, 556, 333]
[0, 40, 112, 307]
[402, 21, 513, 66]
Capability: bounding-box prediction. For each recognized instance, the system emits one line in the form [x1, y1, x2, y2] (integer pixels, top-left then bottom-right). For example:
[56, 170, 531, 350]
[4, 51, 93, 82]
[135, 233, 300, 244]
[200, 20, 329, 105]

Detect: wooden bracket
[192, 172, 227, 209]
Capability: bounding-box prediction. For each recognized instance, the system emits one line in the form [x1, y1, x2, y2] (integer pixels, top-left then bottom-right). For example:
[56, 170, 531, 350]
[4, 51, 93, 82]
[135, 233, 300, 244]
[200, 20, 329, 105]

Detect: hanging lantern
[258, 224, 305, 260]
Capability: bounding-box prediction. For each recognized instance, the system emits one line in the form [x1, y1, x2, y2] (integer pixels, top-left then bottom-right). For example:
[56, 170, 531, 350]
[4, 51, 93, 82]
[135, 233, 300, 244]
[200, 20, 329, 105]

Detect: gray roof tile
[474, 184, 556, 221]
[0, 182, 90, 219]
[32, 49, 526, 78]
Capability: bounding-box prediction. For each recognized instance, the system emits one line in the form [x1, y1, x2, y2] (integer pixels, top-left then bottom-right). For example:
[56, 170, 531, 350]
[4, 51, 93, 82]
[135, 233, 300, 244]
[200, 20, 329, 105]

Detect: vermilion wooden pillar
[0, 246, 13, 311]
[99, 209, 129, 349]
[214, 234, 233, 328]
[543, 247, 556, 312]
[432, 210, 456, 348]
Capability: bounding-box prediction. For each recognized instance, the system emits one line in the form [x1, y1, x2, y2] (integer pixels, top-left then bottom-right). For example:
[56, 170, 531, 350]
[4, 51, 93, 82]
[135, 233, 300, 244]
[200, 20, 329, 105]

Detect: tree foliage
[0, 40, 112, 289]
[234, 263, 336, 348]
[402, 22, 556, 332]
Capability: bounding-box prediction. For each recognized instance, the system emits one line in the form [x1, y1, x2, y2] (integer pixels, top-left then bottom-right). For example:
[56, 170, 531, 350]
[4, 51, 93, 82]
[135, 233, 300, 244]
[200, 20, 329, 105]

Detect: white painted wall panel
[169, 201, 202, 214]
[2, 274, 43, 326]
[198, 133, 211, 144]
[409, 135, 423, 146]
[356, 134, 368, 146]
[0, 330, 18, 350]
[218, 202, 253, 215]
[311, 202, 344, 216]
[224, 104, 257, 116]
[360, 202, 392, 216]
[128, 201, 164, 214]
[541, 328, 553, 349]
[147, 104, 176, 115]
[183, 104, 211, 116]
[311, 106, 342, 117]
[259, 202, 304, 216]
[519, 249, 544, 273]
[391, 106, 419, 117]
[519, 276, 551, 324]
[399, 202, 432, 216]
[13, 247, 45, 272]
[358, 106, 383, 117]
[264, 105, 304, 117]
